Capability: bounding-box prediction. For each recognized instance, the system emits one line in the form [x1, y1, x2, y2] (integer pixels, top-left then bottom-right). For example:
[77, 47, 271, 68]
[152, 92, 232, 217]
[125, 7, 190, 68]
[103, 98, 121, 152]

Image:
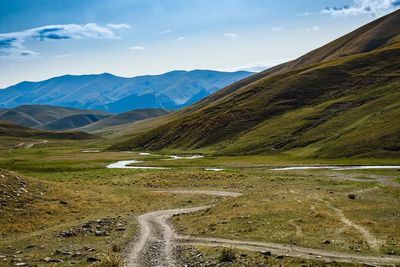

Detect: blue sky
[0, 0, 399, 88]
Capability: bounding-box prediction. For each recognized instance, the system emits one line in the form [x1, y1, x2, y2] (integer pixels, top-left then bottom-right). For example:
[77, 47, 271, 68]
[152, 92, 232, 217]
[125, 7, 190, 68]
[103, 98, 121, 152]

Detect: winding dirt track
[124, 190, 400, 267]
[178, 236, 400, 266]
[25, 140, 48, 148]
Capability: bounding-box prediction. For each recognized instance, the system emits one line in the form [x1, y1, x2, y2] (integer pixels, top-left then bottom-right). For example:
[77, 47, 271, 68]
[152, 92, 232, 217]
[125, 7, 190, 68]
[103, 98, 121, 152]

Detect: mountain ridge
[110, 10, 400, 158]
[0, 70, 254, 113]
[0, 105, 111, 130]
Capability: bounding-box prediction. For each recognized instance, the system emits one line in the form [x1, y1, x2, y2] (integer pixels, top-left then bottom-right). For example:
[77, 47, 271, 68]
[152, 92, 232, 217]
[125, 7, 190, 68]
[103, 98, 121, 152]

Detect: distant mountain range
[112, 9, 400, 158]
[0, 105, 169, 131]
[0, 70, 254, 113]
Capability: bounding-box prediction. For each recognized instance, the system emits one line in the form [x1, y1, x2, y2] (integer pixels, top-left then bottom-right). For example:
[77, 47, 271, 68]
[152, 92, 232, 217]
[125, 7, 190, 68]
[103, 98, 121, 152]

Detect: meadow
[0, 138, 399, 266]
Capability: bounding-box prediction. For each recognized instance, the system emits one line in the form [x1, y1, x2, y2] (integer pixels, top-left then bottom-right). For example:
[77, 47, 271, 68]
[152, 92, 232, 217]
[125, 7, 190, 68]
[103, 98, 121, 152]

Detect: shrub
[111, 243, 121, 253]
[219, 247, 236, 262]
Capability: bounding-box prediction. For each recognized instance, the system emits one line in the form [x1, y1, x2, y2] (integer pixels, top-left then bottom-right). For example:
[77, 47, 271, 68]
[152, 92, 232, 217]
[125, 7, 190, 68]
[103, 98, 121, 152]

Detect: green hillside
[111, 10, 400, 158]
[78, 108, 170, 133]
[0, 121, 96, 140]
[0, 105, 111, 130]
[39, 113, 110, 131]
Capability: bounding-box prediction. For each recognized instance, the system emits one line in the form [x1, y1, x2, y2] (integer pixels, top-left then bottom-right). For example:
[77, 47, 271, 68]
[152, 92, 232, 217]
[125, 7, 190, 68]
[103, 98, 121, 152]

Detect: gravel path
[178, 236, 400, 266]
[25, 140, 47, 148]
[124, 190, 241, 267]
[124, 190, 400, 266]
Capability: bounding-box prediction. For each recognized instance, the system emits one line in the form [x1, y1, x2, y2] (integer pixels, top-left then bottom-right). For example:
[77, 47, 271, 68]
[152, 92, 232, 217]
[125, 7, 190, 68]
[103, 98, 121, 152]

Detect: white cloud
[224, 33, 238, 39]
[177, 36, 185, 41]
[107, 23, 131, 30]
[159, 29, 173, 35]
[297, 12, 312, 16]
[0, 23, 129, 58]
[222, 59, 293, 73]
[306, 26, 321, 32]
[322, 0, 400, 17]
[130, 46, 145, 50]
[272, 26, 282, 32]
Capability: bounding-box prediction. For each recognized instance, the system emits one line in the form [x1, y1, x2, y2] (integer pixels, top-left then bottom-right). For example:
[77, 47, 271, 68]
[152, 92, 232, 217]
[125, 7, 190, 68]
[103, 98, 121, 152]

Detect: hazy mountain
[112, 10, 400, 158]
[0, 121, 95, 140]
[0, 105, 111, 130]
[39, 114, 111, 131]
[79, 108, 170, 133]
[0, 70, 254, 113]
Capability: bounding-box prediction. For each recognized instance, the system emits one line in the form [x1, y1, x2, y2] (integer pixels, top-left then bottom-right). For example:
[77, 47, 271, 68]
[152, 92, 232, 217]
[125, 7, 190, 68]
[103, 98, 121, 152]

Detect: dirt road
[124, 190, 240, 267]
[179, 236, 400, 266]
[25, 140, 47, 148]
[124, 190, 400, 267]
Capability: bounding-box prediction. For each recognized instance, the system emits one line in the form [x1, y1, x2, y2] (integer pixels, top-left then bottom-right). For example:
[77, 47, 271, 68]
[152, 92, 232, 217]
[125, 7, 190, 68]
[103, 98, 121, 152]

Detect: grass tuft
[94, 253, 123, 267]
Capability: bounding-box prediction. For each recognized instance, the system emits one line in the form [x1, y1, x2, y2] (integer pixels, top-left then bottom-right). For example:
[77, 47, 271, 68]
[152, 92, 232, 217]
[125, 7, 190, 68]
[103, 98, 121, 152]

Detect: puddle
[106, 160, 169, 169]
[165, 155, 204, 160]
[81, 149, 100, 153]
[205, 168, 225, 172]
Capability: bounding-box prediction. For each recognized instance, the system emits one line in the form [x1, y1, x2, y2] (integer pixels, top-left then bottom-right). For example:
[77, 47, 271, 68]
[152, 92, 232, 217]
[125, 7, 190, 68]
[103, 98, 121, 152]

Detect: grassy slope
[0, 121, 96, 140]
[0, 105, 111, 130]
[78, 108, 170, 133]
[110, 10, 400, 158]
[39, 114, 111, 131]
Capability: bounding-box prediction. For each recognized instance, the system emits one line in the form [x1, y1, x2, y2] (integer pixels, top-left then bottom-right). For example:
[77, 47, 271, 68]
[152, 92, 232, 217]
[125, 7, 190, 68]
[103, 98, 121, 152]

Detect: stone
[95, 230, 105, 236]
[43, 257, 63, 263]
[54, 250, 73, 256]
[260, 251, 272, 256]
[86, 257, 99, 262]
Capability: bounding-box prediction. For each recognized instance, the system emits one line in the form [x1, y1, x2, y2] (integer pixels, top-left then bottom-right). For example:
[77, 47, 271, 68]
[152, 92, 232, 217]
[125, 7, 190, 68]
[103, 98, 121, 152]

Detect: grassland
[0, 138, 399, 266]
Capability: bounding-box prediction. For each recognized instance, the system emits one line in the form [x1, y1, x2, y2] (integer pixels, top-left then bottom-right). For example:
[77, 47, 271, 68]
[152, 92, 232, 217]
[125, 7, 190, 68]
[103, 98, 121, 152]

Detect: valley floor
[0, 139, 399, 266]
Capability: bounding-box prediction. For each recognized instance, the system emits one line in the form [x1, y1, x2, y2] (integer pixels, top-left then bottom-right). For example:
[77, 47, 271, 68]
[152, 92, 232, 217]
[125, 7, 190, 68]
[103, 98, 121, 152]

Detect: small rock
[83, 246, 96, 252]
[348, 194, 358, 200]
[54, 250, 73, 256]
[95, 230, 105, 236]
[260, 251, 272, 256]
[82, 223, 92, 229]
[11, 257, 22, 262]
[59, 229, 76, 237]
[86, 257, 99, 262]
[324, 240, 331, 244]
[72, 252, 82, 257]
[43, 257, 63, 263]
[14, 263, 27, 266]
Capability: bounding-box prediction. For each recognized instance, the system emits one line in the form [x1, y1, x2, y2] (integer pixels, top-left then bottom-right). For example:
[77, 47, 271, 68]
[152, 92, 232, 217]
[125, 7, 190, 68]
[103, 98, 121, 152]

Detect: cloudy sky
[0, 0, 399, 88]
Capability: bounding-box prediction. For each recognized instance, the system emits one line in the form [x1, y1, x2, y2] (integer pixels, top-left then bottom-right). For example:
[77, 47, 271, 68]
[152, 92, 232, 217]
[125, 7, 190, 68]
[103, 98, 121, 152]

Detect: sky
[0, 0, 399, 88]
